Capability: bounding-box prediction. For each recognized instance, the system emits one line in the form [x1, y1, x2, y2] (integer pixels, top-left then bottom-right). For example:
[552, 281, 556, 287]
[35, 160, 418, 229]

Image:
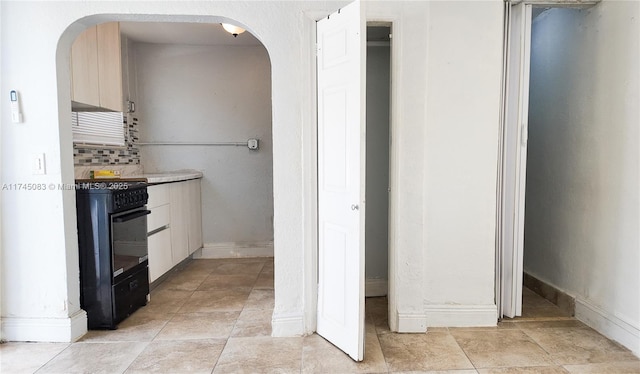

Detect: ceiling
[119, 22, 262, 46]
[121, 22, 390, 46]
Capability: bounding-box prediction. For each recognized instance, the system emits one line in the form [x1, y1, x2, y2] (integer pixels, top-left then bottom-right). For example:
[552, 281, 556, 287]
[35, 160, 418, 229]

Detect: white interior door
[499, 2, 532, 318]
[316, 0, 366, 361]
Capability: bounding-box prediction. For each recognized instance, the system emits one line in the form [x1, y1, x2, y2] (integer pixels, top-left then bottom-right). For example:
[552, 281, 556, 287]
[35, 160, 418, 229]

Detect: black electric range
[76, 181, 150, 329]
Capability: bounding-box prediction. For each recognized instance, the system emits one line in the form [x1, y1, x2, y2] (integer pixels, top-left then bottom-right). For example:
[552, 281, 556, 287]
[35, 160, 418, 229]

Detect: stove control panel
[113, 187, 148, 212]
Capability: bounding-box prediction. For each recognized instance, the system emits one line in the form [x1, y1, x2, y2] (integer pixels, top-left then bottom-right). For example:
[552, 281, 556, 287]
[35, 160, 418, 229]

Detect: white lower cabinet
[148, 228, 172, 282]
[147, 184, 170, 210]
[147, 184, 172, 283]
[169, 182, 189, 264]
[147, 178, 203, 283]
[147, 204, 170, 233]
[187, 179, 203, 254]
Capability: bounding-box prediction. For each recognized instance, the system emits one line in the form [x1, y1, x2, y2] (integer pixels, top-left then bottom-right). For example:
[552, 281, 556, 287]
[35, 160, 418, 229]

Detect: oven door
[111, 207, 150, 280]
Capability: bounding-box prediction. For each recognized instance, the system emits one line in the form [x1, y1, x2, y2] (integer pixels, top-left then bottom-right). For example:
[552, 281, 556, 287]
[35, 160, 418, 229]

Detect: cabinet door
[169, 182, 189, 264]
[148, 228, 172, 283]
[70, 26, 100, 107]
[96, 22, 123, 112]
[187, 179, 203, 254]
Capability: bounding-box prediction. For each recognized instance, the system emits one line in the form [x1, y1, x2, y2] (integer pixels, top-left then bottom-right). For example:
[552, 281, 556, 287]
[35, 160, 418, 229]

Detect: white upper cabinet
[71, 22, 123, 112]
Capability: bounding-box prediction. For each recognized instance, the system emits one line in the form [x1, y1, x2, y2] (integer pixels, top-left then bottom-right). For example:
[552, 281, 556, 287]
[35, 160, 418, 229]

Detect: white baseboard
[424, 304, 497, 327]
[397, 313, 428, 332]
[193, 241, 274, 259]
[365, 278, 388, 297]
[575, 297, 640, 358]
[1, 309, 87, 342]
[271, 312, 305, 337]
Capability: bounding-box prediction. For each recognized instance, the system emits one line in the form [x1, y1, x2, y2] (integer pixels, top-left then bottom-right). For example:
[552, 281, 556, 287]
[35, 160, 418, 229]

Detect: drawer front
[147, 203, 170, 233]
[112, 265, 149, 325]
[147, 184, 170, 208]
[148, 228, 172, 282]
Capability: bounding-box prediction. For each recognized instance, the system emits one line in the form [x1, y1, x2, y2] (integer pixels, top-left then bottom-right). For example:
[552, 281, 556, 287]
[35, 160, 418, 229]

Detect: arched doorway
[58, 15, 274, 339]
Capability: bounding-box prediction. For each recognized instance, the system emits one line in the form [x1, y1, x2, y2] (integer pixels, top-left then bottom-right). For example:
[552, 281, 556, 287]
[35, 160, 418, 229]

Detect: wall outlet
[247, 138, 259, 150]
[32, 153, 46, 175]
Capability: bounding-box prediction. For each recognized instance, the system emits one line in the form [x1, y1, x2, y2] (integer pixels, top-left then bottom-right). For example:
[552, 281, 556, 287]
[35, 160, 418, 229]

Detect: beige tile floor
[1, 258, 638, 373]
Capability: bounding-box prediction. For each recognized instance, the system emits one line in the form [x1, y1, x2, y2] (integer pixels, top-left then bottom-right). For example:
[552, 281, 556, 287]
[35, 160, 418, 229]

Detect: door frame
[55, 13, 280, 342]
[496, 0, 601, 319]
[497, 0, 532, 319]
[370, 17, 400, 332]
[309, 13, 400, 333]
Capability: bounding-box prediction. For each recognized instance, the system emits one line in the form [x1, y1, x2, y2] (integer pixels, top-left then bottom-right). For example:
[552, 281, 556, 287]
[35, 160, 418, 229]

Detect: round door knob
[351, 204, 359, 211]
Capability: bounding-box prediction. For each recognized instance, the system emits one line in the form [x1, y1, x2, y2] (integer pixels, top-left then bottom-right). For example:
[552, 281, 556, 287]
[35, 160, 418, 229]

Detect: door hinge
[521, 122, 528, 145]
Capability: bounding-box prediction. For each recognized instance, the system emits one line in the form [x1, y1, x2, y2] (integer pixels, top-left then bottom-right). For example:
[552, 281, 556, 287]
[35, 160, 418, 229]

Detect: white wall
[0, 8, 3, 342]
[524, 2, 639, 355]
[0, 0, 505, 342]
[362, 0, 504, 330]
[365, 42, 390, 296]
[421, 1, 503, 327]
[0, 0, 335, 341]
[132, 42, 274, 249]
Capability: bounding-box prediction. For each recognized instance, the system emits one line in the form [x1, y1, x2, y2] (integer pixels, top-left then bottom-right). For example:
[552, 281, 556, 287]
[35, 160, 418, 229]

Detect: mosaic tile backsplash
[73, 115, 140, 166]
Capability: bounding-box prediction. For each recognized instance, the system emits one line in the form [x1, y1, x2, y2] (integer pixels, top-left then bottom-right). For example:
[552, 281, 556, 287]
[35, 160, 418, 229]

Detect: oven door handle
[113, 209, 151, 223]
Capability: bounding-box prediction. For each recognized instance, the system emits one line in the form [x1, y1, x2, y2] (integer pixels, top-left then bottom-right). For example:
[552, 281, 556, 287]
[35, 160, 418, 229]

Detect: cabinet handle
[113, 209, 150, 223]
[147, 224, 170, 237]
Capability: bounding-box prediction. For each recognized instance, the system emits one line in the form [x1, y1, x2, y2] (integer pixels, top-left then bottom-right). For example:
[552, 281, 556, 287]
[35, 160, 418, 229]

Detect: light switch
[32, 153, 46, 175]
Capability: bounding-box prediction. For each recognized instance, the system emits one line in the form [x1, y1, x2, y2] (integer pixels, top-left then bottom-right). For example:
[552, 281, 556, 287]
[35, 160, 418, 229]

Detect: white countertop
[74, 166, 203, 184]
[133, 170, 203, 184]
